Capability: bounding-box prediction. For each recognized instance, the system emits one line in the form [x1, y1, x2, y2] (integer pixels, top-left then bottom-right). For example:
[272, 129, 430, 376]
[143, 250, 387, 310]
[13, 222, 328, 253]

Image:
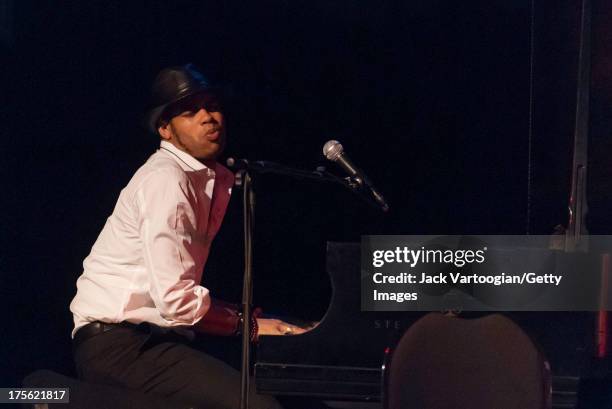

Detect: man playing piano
[69, 64, 304, 409]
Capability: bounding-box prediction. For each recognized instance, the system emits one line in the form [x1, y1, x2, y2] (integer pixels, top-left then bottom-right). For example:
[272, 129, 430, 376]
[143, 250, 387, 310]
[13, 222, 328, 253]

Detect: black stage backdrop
[2, 0, 612, 390]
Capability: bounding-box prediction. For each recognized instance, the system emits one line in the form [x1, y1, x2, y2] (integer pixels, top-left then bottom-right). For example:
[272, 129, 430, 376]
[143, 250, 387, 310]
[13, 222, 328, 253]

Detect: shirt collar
[159, 140, 214, 174]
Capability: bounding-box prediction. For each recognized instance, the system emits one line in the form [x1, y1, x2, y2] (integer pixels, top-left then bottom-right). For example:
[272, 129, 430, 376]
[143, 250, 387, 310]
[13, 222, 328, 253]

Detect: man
[70, 64, 301, 408]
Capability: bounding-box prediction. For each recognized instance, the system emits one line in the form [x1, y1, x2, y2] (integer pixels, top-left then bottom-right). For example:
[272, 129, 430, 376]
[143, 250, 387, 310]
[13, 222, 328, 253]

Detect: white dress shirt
[70, 141, 234, 337]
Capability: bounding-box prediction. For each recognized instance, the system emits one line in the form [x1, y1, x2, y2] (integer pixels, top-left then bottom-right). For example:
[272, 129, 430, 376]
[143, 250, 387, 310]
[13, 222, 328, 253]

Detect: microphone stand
[233, 159, 385, 409]
[232, 159, 376, 203]
[239, 171, 255, 409]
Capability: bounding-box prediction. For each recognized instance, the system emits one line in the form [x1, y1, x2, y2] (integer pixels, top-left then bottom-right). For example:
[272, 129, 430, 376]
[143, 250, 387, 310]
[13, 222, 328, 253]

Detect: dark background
[2, 0, 612, 392]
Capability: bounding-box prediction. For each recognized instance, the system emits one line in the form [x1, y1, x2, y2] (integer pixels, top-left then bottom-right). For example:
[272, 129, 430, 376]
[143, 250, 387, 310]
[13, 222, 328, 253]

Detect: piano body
[255, 242, 611, 406]
[255, 242, 420, 401]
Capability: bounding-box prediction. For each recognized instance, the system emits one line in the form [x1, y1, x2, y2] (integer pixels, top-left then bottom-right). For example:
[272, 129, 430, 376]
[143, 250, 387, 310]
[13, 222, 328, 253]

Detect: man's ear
[158, 121, 172, 140]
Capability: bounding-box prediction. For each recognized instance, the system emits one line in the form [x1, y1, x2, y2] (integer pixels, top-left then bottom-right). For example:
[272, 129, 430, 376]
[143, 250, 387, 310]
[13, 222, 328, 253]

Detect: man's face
[158, 92, 226, 163]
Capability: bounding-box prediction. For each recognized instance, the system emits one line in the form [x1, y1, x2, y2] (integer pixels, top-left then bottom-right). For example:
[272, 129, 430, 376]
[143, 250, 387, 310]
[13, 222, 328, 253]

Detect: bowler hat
[145, 63, 221, 133]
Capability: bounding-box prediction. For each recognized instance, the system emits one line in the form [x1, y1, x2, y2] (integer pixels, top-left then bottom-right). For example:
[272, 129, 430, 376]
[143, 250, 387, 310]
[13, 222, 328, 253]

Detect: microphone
[323, 140, 389, 212]
[226, 157, 249, 170]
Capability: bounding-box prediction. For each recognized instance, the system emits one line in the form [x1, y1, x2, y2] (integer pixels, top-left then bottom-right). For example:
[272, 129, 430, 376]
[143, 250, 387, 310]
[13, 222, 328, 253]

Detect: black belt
[73, 321, 141, 350]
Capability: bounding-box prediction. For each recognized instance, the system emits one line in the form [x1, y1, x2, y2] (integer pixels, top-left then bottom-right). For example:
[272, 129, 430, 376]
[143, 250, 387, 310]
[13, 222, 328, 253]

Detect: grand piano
[254, 241, 610, 408]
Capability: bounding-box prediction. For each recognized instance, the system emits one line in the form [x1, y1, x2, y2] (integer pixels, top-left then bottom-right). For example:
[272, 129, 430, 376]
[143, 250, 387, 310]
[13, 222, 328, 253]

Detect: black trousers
[73, 323, 283, 409]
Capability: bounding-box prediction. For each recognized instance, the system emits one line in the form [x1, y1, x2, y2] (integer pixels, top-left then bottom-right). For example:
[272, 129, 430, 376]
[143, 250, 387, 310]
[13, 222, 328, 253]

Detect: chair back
[386, 313, 551, 409]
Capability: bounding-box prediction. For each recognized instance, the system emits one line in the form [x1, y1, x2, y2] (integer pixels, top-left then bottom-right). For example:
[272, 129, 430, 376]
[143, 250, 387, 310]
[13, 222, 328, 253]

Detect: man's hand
[256, 318, 309, 336]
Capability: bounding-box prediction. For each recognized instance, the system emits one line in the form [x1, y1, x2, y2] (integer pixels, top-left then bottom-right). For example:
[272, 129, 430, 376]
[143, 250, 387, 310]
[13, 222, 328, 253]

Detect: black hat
[145, 63, 221, 134]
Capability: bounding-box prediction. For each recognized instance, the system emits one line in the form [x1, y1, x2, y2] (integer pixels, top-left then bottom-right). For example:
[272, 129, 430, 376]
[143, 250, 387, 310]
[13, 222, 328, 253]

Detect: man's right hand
[256, 318, 309, 336]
